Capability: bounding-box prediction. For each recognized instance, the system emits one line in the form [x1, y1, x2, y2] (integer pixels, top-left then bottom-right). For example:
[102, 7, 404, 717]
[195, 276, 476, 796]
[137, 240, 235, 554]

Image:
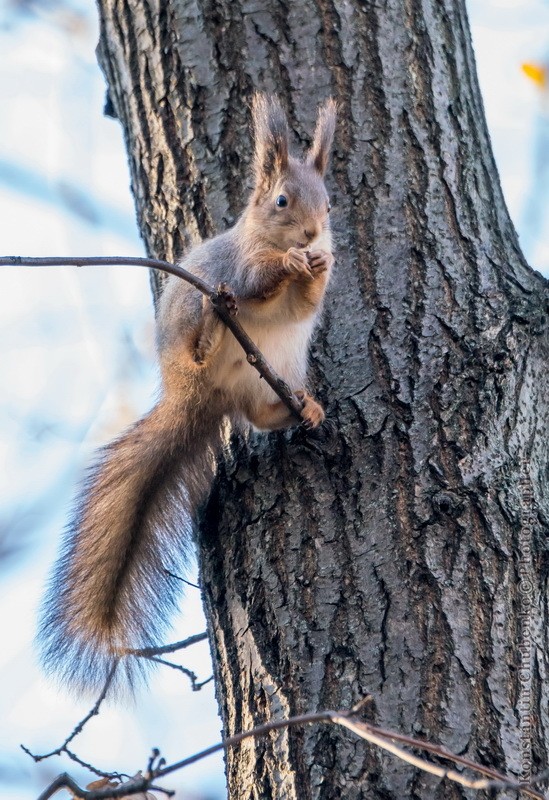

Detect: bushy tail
[38, 397, 219, 695]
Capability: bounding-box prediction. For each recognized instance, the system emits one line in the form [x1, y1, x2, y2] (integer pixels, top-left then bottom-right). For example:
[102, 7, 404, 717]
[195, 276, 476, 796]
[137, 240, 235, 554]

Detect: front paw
[295, 390, 325, 429]
[283, 247, 313, 281]
[215, 282, 238, 316]
[306, 250, 333, 278]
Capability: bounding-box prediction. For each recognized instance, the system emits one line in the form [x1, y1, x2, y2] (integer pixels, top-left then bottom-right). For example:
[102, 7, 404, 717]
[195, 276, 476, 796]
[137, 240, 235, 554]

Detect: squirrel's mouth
[295, 241, 308, 250]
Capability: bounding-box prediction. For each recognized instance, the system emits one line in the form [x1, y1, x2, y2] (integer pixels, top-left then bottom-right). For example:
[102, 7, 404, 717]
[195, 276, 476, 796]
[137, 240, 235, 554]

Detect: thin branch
[194, 674, 214, 691]
[34, 713, 337, 799]
[22, 631, 212, 778]
[157, 710, 338, 777]
[335, 716, 536, 796]
[137, 654, 211, 693]
[346, 717, 542, 795]
[1, 255, 304, 418]
[36, 772, 91, 800]
[164, 569, 200, 589]
[125, 631, 208, 657]
[124, 707, 549, 798]
[21, 662, 118, 772]
[143, 656, 196, 685]
[23, 636, 210, 783]
[35, 772, 168, 800]
[63, 749, 129, 782]
[34, 699, 549, 800]
[21, 742, 127, 783]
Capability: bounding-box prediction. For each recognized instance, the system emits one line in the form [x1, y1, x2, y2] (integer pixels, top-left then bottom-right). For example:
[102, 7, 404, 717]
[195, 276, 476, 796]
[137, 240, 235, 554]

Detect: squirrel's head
[247, 94, 337, 251]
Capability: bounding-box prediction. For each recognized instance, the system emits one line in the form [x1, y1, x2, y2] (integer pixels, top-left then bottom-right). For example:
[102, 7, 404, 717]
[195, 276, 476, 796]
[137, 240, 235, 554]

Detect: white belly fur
[214, 316, 315, 407]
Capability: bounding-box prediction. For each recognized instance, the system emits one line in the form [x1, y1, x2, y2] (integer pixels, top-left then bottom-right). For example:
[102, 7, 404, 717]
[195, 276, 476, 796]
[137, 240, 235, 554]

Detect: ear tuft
[252, 93, 290, 189]
[307, 98, 337, 176]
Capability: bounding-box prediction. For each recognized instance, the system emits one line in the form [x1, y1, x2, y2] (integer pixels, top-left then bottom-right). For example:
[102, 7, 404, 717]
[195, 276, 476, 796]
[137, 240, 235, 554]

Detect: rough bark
[96, 1, 549, 798]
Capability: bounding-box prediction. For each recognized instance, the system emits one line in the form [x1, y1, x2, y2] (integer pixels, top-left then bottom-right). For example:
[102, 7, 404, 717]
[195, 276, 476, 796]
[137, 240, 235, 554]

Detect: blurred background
[0, 0, 548, 798]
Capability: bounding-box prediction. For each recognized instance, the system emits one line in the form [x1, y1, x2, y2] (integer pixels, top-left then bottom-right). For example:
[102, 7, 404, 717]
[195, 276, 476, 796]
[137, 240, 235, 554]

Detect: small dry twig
[21, 663, 127, 781]
[125, 631, 208, 658]
[163, 568, 200, 589]
[139, 655, 212, 692]
[22, 634, 210, 781]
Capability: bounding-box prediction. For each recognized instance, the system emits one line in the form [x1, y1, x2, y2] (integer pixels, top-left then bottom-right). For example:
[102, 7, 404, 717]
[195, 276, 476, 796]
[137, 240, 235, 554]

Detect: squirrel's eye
[275, 195, 288, 208]
[327, 201, 332, 213]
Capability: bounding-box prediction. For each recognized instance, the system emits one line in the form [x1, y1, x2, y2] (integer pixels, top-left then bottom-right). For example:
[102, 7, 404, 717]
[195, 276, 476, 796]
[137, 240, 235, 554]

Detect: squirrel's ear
[252, 93, 289, 188]
[307, 98, 337, 176]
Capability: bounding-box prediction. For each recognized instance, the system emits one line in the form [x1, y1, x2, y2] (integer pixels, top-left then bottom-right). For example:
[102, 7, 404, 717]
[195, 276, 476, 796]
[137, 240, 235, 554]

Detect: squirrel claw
[215, 283, 238, 316]
[306, 250, 333, 277]
[295, 390, 325, 429]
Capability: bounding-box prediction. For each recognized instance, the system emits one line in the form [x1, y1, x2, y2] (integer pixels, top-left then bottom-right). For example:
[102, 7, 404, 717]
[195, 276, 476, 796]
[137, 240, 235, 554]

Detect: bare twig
[135, 652, 212, 692]
[335, 716, 534, 795]
[342, 717, 543, 795]
[34, 701, 549, 800]
[146, 749, 166, 776]
[21, 663, 124, 781]
[194, 674, 214, 691]
[142, 656, 198, 689]
[1, 255, 304, 418]
[125, 632, 208, 657]
[62, 749, 129, 782]
[148, 657, 211, 692]
[22, 635, 211, 779]
[164, 569, 200, 589]
[36, 772, 93, 800]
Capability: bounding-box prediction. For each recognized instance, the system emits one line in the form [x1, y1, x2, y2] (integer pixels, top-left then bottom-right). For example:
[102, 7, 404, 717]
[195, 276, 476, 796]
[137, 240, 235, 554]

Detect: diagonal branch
[34, 701, 549, 800]
[0, 255, 305, 419]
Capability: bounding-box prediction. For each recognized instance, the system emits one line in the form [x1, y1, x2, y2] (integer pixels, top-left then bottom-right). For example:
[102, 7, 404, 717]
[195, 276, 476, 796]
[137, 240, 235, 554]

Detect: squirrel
[38, 93, 337, 695]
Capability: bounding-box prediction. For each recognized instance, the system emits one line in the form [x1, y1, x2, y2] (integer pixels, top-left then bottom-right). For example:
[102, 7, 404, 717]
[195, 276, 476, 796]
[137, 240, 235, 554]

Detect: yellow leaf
[522, 62, 547, 87]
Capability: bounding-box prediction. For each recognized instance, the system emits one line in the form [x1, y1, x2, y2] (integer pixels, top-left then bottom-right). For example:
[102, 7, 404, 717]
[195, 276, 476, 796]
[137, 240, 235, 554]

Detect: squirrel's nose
[304, 227, 318, 243]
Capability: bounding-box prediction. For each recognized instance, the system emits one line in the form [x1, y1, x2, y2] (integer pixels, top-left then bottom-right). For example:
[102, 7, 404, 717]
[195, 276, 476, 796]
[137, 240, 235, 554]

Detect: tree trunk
[97, 1, 549, 797]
